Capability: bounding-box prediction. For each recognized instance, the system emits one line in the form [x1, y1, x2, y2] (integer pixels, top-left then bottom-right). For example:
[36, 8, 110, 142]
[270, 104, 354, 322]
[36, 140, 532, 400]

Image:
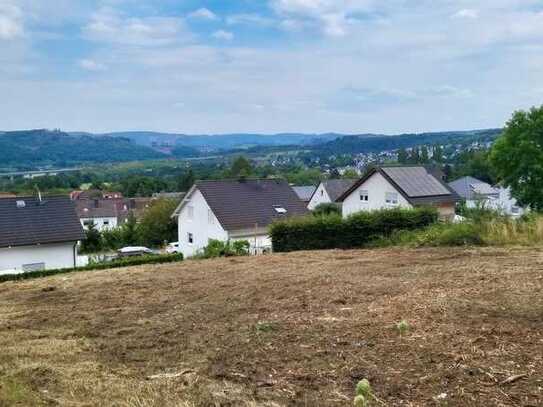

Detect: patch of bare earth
[0, 247, 542, 406]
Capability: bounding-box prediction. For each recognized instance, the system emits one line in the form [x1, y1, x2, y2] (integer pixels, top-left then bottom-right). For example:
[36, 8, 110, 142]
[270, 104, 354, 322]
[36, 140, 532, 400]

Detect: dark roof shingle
[322, 179, 357, 201]
[0, 196, 85, 248]
[194, 179, 309, 231]
[292, 185, 316, 202]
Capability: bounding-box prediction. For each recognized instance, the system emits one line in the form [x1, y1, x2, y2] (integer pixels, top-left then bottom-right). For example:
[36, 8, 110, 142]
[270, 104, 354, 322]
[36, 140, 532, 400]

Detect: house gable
[342, 172, 412, 217]
[177, 187, 228, 258]
[307, 182, 332, 210]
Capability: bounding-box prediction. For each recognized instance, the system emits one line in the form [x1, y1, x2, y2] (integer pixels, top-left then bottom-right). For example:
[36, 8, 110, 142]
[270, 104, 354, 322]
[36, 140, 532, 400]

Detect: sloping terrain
[0, 247, 542, 406]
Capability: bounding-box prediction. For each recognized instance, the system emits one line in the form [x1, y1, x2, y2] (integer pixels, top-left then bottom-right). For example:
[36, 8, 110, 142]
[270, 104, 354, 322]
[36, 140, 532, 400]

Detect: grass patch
[0, 377, 37, 405]
[375, 213, 543, 248]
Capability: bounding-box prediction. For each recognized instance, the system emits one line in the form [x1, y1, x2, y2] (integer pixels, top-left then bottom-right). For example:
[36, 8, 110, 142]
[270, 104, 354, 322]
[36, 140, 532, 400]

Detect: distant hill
[0, 130, 167, 169]
[95, 131, 340, 150]
[313, 129, 502, 155]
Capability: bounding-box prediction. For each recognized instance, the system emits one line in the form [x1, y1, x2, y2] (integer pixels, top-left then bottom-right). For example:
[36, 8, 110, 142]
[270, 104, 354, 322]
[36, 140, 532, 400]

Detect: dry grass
[483, 217, 543, 245]
[1, 247, 542, 406]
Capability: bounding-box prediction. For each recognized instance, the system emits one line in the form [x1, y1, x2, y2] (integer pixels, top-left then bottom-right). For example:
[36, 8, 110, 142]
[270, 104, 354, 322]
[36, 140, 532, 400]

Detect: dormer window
[274, 206, 287, 214]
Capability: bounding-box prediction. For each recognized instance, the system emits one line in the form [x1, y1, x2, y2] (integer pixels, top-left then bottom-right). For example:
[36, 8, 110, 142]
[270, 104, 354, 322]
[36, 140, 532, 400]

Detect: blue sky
[2, 0, 543, 134]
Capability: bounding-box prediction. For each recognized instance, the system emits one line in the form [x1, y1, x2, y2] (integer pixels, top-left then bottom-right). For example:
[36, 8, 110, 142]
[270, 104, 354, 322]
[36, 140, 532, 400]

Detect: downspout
[73, 242, 77, 268]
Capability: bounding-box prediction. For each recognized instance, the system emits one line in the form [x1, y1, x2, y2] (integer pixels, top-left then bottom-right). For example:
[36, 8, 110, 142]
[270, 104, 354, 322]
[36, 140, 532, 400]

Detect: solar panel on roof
[382, 167, 450, 197]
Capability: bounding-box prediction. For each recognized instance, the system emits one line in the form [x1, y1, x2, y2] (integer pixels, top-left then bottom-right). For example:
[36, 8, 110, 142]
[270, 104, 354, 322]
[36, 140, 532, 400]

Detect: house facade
[307, 179, 357, 210]
[0, 196, 85, 275]
[173, 179, 308, 258]
[338, 166, 459, 220]
[448, 176, 526, 217]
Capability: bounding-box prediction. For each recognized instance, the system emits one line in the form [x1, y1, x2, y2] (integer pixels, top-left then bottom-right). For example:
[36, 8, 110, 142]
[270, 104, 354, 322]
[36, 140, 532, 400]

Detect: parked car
[166, 242, 181, 254]
[117, 246, 154, 257]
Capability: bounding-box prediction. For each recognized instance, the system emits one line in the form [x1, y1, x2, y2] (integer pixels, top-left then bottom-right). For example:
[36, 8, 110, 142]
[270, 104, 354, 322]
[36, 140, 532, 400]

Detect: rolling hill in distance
[0, 128, 502, 171]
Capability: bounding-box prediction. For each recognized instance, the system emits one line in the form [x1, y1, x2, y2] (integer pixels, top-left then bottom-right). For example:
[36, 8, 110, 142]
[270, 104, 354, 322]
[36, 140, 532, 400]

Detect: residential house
[307, 179, 357, 210]
[75, 197, 154, 231]
[292, 185, 316, 204]
[0, 196, 85, 275]
[172, 179, 309, 257]
[337, 166, 459, 220]
[448, 176, 526, 217]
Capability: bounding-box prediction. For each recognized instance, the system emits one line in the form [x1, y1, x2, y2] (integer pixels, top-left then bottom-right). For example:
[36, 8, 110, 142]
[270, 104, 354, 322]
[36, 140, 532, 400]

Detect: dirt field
[1, 247, 542, 406]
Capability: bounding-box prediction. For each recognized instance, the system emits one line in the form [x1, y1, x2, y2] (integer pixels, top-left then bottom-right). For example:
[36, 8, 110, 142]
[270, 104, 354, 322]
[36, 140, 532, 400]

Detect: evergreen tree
[397, 148, 408, 164]
[420, 146, 429, 164]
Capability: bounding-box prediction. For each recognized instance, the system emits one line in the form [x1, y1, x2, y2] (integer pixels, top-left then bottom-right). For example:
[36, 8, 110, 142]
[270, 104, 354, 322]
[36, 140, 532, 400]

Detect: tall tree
[138, 199, 178, 247]
[432, 145, 443, 163]
[229, 156, 253, 178]
[397, 148, 408, 164]
[490, 106, 543, 210]
[420, 146, 429, 164]
[177, 169, 195, 192]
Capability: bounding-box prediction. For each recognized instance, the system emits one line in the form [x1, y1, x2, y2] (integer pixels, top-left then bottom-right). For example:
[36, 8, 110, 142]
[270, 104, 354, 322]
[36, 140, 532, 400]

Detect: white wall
[0, 242, 76, 274]
[342, 172, 412, 218]
[177, 188, 228, 258]
[307, 182, 332, 210]
[80, 216, 118, 232]
[472, 187, 527, 217]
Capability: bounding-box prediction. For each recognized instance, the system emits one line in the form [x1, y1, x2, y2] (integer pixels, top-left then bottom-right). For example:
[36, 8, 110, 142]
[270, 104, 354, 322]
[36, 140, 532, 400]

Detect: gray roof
[292, 185, 316, 202]
[381, 166, 451, 197]
[338, 166, 459, 205]
[448, 176, 498, 200]
[322, 179, 358, 202]
[181, 179, 309, 231]
[0, 196, 85, 248]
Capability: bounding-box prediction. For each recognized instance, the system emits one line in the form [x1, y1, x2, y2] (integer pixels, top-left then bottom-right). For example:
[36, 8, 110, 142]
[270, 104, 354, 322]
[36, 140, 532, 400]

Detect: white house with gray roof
[172, 179, 308, 258]
[307, 179, 357, 210]
[0, 196, 85, 275]
[448, 176, 526, 217]
[337, 166, 459, 220]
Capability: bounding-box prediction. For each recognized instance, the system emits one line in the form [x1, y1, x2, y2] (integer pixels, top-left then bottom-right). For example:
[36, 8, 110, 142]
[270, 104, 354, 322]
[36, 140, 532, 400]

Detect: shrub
[0, 253, 183, 283]
[270, 207, 438, 252]
[199, 239, 250, 259]
[313, 202, 341, 217]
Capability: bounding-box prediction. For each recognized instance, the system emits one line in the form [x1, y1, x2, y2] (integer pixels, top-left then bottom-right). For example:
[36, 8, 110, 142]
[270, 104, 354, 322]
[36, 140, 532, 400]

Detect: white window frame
[359, 190, 369, 202]
[187, 232, 194, 245]
[385, 192, 399, 205]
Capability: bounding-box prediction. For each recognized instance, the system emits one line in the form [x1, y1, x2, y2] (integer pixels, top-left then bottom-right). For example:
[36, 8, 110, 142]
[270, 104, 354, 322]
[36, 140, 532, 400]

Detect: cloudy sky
[1, 0, 543, 134]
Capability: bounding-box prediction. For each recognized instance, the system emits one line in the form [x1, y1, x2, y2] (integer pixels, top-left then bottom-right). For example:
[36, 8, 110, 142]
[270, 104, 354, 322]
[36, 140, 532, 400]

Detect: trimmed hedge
[270, 207, 438, 252]
[0, 253, 183, 283]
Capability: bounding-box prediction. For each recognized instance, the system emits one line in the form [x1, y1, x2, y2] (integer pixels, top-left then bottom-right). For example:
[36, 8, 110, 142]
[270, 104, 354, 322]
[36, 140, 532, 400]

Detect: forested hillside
[0, 130, 166, 169]
[314, 129, 502, 155]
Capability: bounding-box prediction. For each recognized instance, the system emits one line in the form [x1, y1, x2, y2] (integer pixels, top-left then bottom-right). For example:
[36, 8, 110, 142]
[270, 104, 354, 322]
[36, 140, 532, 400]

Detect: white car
[117, 246, 154, 257]
[166, 242, 181, 254]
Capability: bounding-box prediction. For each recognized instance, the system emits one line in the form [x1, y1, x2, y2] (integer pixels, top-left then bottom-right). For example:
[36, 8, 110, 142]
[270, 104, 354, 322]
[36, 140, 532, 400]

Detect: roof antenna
[35, 185, 42, 203]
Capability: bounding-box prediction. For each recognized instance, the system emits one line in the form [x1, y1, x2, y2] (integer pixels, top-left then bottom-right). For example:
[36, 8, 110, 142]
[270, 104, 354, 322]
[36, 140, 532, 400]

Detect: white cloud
[212, 30, 233, 41]
[82, 7, 190, 46]
[271, 0, 374, 36]
[452, 9, 479, 20]
[226, 14, 275, 27]
[0, 3, 23, 40]
[188, 8, 218, 21]
[78, 58, 107, 71]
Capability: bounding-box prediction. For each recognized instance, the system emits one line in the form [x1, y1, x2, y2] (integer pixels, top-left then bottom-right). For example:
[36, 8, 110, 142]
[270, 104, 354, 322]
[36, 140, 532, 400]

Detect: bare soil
[0, 247, 542, 406]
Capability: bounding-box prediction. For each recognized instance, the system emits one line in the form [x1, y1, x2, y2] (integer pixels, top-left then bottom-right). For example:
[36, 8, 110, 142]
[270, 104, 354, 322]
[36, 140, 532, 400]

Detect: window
[208, 209, 214, 224]
[187, 233, 194, 244]
[385, 192, 399, 205]
[511, 206, 520, 214]
[83, 220, 92, 227]
[103, 220, 110, 226]
[274, 206, 287, 214]
[359, 190, 369, 202]
[22, 263, 45, 272]
[320, 189, 324, 196]
[188, 205, 194, 219]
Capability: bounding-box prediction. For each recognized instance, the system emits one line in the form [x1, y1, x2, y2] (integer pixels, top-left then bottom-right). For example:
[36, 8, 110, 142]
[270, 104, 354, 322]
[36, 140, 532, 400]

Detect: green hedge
[0, 253, 183, 283]
[270, 207, 438, 252]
